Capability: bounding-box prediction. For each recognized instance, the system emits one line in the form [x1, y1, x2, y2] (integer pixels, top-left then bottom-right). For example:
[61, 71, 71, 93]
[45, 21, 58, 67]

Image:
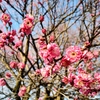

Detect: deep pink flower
[10, 61, 18, 68]
[60, 57, 71, 67]
[1, 33, 7, 40]
[0, 78, 6, 86]
[0, 40, 5, 47]
[62, 76, 68, 84]
[47, 43, 60, 58]
[65, 46, 83, 63]
[50, 34, 55, 42]
[17, 62, 25, 69]
[18, 86, 26, 97]
[1, 13, 10, 25]
[23, 18, 33, 29]
[20, 14, 34, 35]
[42, 28, 46, 34]
[40, 65, 51, 77]
[39, 15, 44, 22]
[5, 72, 12, 79]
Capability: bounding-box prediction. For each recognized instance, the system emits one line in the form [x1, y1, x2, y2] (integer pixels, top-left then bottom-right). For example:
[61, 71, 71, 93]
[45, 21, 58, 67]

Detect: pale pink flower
[18, 86, 26, 97]
[39, 15, 44, 22]
[93, 50, 99, 58]
[49, 34, 55, 42]
[5, 72, 12, 79]
[0, 78, 6, 86]
[65, 46, 83, 63]
[10, 61, 18, 68]
[1, 13, 10, 25]
[94, 73, 100, 81]
[17, 62, 25, 69]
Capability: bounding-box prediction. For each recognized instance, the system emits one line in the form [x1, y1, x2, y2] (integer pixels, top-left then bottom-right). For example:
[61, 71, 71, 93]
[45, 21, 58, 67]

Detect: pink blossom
[47, 43, 60, 58]
[0, 33, 7, 40]
[11, 30, 16, 36]
[0, 40, 5, 47]
[39, 15, 44, 22]
[25, 14, 34, 21]
[86, 51, 94, 60]
[53, 64, 61, 73]
[10, 61, 18, 68]
[17, 62, 25, 69]
[60, 57, 71, 67]
[93, 50, 99, 58]
[20, 14, 34, 35]
[18, 86, 26, 97]
[94, 73, 100, 81]
[42, 28, 46, 34]
[14, 41, 22, 48]
[1, 13, 10, 25]
[50, 34, 55, 42]
[0, 0, 2, 3]
[5, 72, 12, 79]
[62, 76, 68, 84]
[65, 46, 83, 63]
[40, 65, 51, 77]
[0, 78, 6, 86]
[23, 18, 33, 29]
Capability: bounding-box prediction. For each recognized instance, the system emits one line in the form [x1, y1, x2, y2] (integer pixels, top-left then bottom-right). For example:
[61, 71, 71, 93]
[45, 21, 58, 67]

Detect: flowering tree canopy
[0, 0, 100, 100]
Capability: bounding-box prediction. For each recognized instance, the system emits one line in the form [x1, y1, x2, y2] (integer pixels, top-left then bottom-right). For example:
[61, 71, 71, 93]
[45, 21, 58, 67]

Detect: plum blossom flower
[18, 86, 26, 97]
[65, 46, 83, 63]
[17, 62, 25, 69]
[10, 61, 18, 68]
[0, 0, 2, 3]
[62, 76, 68, 84]
[47, 43, 60, 58]
[93, 50, 99, 58]
[20, 14, 34, 35]
[53, 64, 61, 73]
[0, 78, 6, 86]
[14, 41, 22, 48]
[85, 51, 94, 60]
[5, 72, 12, 79]
[74, 77, 84, 88]
[1, 13, 10, 25]
[40, 65, 51, 77]
[39, 43, 60, 64]
[94, 72, 100, 81]
[60, 57, 71, 67]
